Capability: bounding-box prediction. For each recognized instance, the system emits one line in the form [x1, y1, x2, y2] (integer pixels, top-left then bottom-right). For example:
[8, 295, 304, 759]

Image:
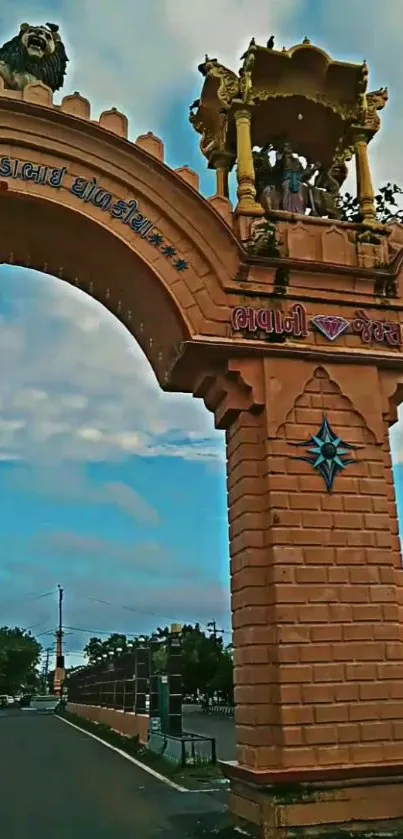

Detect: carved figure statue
[306, 162, 348, 219]
[253, 146, 281, 212]
[254, 142, 348, 220]
[276, 142, 316, 214]
[0, 22, 68, 92]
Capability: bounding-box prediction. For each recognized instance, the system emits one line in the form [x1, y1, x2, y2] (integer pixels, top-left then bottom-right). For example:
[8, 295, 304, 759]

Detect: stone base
[221, 763, 403, 838]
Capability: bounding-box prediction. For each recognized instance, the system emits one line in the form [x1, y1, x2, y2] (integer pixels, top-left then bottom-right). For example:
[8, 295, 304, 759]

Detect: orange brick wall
[67, 703, 149, 744]
[228, 365, 403, 772]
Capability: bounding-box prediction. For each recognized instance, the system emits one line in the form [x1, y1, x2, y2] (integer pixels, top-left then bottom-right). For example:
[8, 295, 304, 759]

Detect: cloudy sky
[0, 0, 403, 670]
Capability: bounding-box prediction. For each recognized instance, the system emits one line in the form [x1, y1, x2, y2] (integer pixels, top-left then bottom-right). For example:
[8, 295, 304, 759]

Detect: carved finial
[267, 35, 274, 50]
[303, 36, 311, 44]
[240, 37, 256, 60]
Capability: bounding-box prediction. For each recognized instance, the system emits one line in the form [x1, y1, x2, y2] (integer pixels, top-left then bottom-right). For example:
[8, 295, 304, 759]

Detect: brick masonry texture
[227, 365, 403, 771]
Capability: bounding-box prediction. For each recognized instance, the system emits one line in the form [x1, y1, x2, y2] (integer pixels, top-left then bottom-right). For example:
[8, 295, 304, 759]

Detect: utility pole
[53, 585, 65, 697]
[207, 620, 224, 642]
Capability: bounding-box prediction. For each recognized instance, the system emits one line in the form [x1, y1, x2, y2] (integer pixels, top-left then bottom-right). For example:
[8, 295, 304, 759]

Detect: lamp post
[134, 635, 149, 715]
[167, 624, 183, 737]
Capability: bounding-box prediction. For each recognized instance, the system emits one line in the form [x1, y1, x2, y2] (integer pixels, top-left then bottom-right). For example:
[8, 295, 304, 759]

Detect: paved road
[183, 705, 236, 762]
[0, 709, 229, 838]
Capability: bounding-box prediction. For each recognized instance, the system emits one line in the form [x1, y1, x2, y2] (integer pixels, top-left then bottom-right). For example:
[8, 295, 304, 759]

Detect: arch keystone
[61, 92, 91, 120]
[175, 166, 200, 192]
[99, 108, 128, 138]
[22, 82, 53, 107]
[135, 131, 164, 161]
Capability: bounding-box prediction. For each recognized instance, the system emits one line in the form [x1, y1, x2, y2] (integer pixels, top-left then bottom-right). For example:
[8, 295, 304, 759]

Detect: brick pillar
[221, 358, 403, 836]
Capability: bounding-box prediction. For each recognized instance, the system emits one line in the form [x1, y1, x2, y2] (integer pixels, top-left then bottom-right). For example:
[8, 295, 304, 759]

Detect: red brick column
[225, 360, 403, 781]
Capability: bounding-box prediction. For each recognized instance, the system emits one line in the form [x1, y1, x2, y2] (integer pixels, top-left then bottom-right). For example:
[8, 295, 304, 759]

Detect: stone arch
[0, 87, 242, 388]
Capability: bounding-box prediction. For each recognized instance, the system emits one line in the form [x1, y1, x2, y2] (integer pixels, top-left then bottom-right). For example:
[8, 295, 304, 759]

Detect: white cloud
[0, 0, 400, 187]
[8, 461, 160, 524]
[0, 6, 401, 469]
[0, 0, 303, 133]
[0, 267, 224, 464]
[312, 0, 403, 190]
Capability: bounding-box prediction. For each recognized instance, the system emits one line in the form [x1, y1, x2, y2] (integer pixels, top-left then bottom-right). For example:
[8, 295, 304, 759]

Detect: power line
[0, 590, 54, 607]
[25, 618, 53, 633]
[63, 621, 231, 641]
[83, 596, 232, 634]
[35, 628, 56, 637]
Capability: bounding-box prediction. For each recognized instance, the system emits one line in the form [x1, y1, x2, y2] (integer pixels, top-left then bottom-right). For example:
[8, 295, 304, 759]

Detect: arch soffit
[0, 96, 242, 343]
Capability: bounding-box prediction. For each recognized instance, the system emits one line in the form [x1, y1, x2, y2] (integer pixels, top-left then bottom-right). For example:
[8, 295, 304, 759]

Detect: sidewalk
[182, 705, 236, 762]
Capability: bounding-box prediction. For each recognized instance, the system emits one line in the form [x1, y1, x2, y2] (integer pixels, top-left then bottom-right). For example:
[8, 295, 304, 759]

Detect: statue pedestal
[221, 762, 403, 837]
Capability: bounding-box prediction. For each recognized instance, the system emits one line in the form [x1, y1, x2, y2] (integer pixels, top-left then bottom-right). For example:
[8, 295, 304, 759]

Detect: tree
[151, 624, 229, 699]
[206, 646, 234, 705]
[339, 182, 403, 225]
[83, 636, 104, 663]
[82, 633, 149, 664]
[83, 633, 130, 663]
[0, 626, 42, 694]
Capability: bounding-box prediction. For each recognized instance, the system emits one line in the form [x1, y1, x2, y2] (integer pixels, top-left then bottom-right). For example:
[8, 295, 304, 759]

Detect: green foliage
[206, 647, 234, 704]
[83, 633, 134, 663]
[0, 626, 42, 693]
[339, 182, 403, 224]
[81, 624, 234, 704]
[150, 624, 234, 703]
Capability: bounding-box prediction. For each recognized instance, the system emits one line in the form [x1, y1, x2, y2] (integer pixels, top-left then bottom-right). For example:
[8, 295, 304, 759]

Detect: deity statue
[275, 142, 316, 214]
[254, 141, 347, 220]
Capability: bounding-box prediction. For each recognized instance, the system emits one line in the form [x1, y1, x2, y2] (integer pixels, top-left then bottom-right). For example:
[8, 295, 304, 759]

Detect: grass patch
[57, 710, 227, 790]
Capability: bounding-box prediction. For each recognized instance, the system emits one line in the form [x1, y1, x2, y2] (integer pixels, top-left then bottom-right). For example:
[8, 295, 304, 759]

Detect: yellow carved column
[354, 131, 377, 223]
[216, 165, 229, 198]
[210, 151, 234, 198]
[234, 106, 263, 215]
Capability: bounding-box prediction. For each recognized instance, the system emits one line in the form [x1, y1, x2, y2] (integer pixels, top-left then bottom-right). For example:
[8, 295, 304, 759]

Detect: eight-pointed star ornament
[289, 415, 358, 492]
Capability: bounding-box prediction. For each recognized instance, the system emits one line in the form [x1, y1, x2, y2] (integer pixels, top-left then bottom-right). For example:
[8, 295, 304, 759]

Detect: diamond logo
[311, 315, 350, 342]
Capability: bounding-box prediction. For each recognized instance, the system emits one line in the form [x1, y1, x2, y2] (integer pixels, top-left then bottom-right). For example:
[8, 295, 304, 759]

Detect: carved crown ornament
[189, 38, 388, 170]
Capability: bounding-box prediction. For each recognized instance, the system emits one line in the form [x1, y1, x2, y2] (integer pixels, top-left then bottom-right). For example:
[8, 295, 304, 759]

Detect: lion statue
[0, 22, 68, 92]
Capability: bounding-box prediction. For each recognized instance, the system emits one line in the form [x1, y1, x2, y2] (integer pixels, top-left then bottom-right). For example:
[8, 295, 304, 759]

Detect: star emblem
[289, 416, 358, 492]
[174, 259, 189, 272]
[149, 232, 164, 247]
[162, 245, 177, 258]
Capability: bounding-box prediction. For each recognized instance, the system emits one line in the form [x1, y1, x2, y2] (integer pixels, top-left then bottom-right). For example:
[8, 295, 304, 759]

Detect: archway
[0, 89, 241, 390]
[3, 59, 403, 836]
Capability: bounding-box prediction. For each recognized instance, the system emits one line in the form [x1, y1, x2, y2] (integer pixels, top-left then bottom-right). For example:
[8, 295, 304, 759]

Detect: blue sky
[1, 0, 403, 668]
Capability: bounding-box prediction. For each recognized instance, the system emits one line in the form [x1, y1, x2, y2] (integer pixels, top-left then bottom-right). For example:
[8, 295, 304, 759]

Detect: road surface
[0, 709, 229, 838]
